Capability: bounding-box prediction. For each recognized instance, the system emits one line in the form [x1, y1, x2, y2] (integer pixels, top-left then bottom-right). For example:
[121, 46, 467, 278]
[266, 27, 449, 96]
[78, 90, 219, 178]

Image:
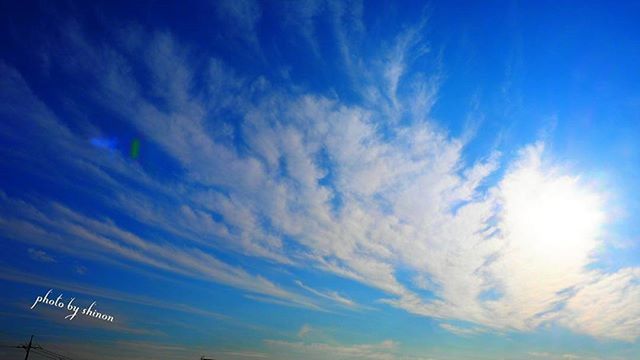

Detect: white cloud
[296, 280, 360, 308]
[0, 192, 319, 311]
[381, 144, 610, 332]
[528, 352, 603, 360]
[214, 0, 262, 50]
[75, 265, 87, 274]
[297, 324, 313, 338]
[264, 339, 421, 360]
[438, 323, 486, 337]
[558, 268, 640, 341]
[28, 248, 56, 263]
[0, 13, 638, 345]
[481, 144, 606, 330]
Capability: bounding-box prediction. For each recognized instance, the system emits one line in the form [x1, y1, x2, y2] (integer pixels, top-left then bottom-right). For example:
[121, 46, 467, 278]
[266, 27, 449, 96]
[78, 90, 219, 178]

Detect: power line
[8, 335, 74, 360]
[20, 335, 40, 360]
[32, 347, 74, 360]
[29, 349, 59, 360]
[31, 350, 63, 360]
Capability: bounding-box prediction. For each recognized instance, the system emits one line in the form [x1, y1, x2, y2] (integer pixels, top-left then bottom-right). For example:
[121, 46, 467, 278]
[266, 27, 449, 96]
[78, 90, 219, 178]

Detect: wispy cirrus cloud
[295, 280, 361, 309]
[528, 352, 604, 360]
[264, 339, 423, 360]
[558, 267, 640, 342]
[438, 323, 486, 337]
[0, 7, 638, 347]
[0, 192, 319, 311]
[214, 0, 262, 52]
[27, 248, 56, 263]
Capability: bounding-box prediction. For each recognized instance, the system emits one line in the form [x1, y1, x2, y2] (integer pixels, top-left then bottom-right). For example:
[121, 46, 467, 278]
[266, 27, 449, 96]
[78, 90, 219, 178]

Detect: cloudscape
[1, 1, 639, 359]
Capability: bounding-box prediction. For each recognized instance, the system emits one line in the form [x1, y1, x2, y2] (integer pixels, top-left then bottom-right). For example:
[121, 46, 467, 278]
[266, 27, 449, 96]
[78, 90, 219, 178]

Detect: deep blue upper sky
[1, 1, 640, 359]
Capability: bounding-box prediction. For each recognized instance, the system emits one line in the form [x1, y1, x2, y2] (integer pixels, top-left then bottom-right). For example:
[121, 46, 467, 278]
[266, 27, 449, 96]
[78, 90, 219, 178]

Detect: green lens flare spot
[130, 139, 140, 159]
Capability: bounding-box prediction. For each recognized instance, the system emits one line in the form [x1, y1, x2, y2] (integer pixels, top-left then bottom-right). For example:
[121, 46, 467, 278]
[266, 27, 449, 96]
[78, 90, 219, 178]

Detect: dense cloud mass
[1, 2, 639, 354]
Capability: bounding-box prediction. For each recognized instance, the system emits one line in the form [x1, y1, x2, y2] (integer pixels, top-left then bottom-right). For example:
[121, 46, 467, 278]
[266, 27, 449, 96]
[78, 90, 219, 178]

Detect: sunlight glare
[501, 152, 606, 269]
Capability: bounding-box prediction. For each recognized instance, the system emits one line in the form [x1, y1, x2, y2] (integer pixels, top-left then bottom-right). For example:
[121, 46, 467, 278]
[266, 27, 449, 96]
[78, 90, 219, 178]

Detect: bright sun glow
[500, 148, 606, 269]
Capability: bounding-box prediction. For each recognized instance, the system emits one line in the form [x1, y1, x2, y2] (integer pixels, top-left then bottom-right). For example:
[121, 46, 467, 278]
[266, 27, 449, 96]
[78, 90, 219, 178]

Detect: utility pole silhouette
[1, 334, 73, 360]
[20, 335, 41, 360]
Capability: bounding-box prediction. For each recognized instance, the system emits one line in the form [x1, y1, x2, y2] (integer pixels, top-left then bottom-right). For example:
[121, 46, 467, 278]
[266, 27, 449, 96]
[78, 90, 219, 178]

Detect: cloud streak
[0, 7, 637, 346]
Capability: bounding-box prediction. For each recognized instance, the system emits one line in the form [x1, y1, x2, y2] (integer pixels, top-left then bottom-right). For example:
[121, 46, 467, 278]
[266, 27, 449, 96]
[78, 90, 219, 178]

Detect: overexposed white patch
[499, 144, 604, 271]
[483, 144, 607, 330]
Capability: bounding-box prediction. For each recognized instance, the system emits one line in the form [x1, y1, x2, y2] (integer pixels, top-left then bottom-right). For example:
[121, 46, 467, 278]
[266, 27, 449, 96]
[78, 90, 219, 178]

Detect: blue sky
[1, 1, 640, 359]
